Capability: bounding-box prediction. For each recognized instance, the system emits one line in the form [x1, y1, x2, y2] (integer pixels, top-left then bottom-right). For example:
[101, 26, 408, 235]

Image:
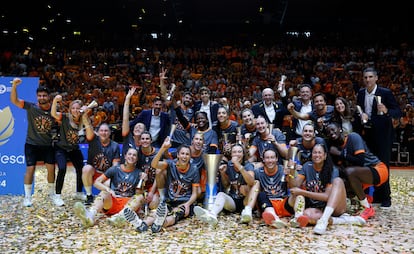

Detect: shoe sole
[151, 203, 168, 233]
[313, 227, 326, 235]
[194, 206, 217, 226]
[123, 208, 142, 228]
[297, 215, 309, 228]
[313, 220, 328, 235]
[240, 214, 252, 224]
[107, 216, 126, 228]
[262, 211, 276, 225]
[74, 202, 93, 227]
[271, 220, 287, 229]
[137, 222, 149, 233]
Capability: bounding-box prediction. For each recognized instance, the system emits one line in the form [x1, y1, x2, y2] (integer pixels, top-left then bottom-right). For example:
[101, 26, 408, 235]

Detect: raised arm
[150, 137, 171, 170]
[82, 109, 95, 141]
[122, 87, 136, 137]
[10, 78, 23, 107]
[51, 94, 63, 120]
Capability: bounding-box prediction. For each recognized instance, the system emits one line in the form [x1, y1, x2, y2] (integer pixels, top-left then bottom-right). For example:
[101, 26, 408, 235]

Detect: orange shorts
[104, 196, 130, 215]
[362, 162, 389, 190]
[93, 171, 102, 182]
[270, 198, 293, 218]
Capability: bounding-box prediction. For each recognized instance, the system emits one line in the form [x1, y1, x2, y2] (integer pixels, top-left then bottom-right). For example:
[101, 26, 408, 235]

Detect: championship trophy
[236, 126, 242, 145]
[277, 75, 287, 93]
[356, 105, 368, 124]
[80, 100, 98, 113]
[166, 83, 176, 101]
[203, 154, 223, 211]
[288, 146, 300, 164]
[376, 96, 384, 115]
[267, 124, 274, 143]
[169, 124, 177, 138]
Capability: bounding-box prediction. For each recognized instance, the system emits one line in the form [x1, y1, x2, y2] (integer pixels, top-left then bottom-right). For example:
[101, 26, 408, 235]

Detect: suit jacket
[192, 100, 220, 126]
[251, 100, 289, 128]
[129, 109, 171, 145]
[356, 86, 401, 127]
[356, 85, 401, 164]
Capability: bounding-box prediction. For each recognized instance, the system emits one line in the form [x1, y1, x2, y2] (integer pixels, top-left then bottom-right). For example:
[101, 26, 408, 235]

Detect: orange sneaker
[360, 206, 375, 221]
[262, 211, 276, 225]
[297, 215, 310, 227]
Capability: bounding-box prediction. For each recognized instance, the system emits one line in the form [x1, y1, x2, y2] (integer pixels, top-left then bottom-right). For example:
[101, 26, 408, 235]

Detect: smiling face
[242, 109, 254, 126]
[152, 99, 163, 116]
[299, 86, 312, 102]
[325, 123, 341, 141]
[262, 88, 274, 106]
[98, 124, 111, 142]
[217, 107, 229, 123]
[124, 148, 138, 165]
[140, 132, 152, 148]
[70, 101, 82, 120]
[313, 94, 326, 112]
[263, 149, 278, 171]
[311, 144, 327, 165]
[255, 116, 268, 134]
[195, 112, 208, 130]
[37, 91, 50, 106]
[231, 144, 244, 163]
[177, 146, 191, 165]
[182, 93, 193, 107]
[133, 123, 146, 137]
[334, 98, 346, 115]
[191, 133, 204, 152]
[302, 123, 315, 142]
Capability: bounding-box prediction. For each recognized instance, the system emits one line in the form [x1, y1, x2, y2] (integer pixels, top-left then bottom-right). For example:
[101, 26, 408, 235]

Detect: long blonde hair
[68, 100, 83, 129]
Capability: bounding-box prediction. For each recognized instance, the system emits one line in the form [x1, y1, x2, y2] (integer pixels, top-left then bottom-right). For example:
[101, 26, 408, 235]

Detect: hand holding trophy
[80, 100, 98, 113]
[277, 75, 287, 93]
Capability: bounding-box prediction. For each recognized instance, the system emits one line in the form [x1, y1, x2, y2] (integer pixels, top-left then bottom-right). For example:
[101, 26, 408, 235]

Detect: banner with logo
[0, 77, 38, 195]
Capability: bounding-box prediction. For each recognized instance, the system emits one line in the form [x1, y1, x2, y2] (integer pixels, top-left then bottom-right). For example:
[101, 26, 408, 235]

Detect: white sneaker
[51, 194, 65, 207]
[74, 202, 94, 228]
[240, 206, 252, 224]
[193, 206, 218, 226]
[73, 192, 87, 201]
[107, 214, 127, 228]
[270, 219, 288, 229]
[23, 197, 33, 207]
[123, 207, 143, 228]
[333, 213, 366, 225]
[313, 219, 329, 235]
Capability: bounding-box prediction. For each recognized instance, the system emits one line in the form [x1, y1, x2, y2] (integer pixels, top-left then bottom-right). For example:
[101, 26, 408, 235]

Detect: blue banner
[0, 77, 38, 195]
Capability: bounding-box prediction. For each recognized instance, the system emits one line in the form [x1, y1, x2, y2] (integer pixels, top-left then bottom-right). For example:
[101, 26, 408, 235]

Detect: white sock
[211, 194, 225, 216]
[24, 184, 32, 198]
[48, 183, 55, 195]
[331, 216, 344, 225]
[244, 205, 252, 213]
[320, 206, 334, 221]
[85, 186, 93, 196]
[360, 198, 370, 208]
[159, 188, 165, 202]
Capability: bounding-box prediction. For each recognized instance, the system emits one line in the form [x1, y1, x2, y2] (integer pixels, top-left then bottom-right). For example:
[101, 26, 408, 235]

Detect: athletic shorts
[25, 143, 55, 166]
[362, 162, 389, 190]
[104, 196, 130, 215]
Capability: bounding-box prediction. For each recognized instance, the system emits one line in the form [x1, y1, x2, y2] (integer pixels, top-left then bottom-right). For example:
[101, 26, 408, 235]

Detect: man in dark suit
[251, 87, 289, 129]
[130, 96, 170, 148]
[356, 67, 402, 208]
[192, 86, 220, 128]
